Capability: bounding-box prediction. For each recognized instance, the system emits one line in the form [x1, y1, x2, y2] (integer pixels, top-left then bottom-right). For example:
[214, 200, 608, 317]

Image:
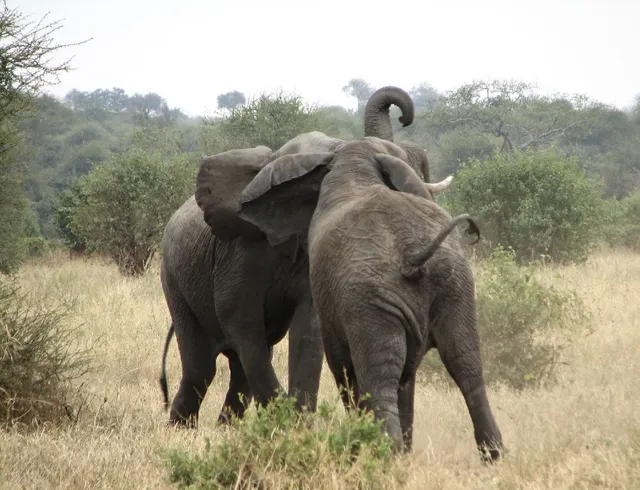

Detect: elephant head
[195, 146, 272, 241]
[194, 132, 345, 247]
[364, 86, 433, 183]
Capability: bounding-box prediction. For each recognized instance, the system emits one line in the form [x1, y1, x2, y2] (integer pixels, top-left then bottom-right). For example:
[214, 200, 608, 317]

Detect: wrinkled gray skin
[238, 137, 505, 463]
[159, 133, 344, 427]
[159, 87, 426, 427]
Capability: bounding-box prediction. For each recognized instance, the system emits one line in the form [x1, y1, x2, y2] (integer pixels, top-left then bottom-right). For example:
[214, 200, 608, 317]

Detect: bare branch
[0, 1, 91, 118]
[519, 120, 585, 151]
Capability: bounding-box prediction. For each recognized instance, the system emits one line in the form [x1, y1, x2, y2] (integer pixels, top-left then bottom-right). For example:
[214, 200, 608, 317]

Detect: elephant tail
[364, 86, 415, 142]
[401, 214, 480, 279]
[159, 322, 175, 411]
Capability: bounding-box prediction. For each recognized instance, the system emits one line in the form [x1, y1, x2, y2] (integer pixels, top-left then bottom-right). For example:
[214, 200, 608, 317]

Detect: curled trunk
[364, 86, 415, 141]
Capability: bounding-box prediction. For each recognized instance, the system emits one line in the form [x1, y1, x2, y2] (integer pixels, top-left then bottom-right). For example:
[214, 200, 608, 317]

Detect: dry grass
[1, 250, 639, 489]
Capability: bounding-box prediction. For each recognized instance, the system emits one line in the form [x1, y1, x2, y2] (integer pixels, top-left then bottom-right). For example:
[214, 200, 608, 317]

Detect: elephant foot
[478, 441, 506, 464]
[168, 413, 198, 429]
[216, 408, 242, 426]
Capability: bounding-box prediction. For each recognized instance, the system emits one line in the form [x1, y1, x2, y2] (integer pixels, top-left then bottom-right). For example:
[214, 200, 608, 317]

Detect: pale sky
[19, 0, 640, 117]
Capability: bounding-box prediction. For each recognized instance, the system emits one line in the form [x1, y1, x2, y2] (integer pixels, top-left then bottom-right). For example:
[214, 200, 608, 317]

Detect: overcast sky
[19, 0, 640, 117]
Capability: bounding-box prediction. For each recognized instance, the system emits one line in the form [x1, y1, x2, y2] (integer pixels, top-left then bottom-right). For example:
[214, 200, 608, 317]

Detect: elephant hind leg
[430, 296, 504, 463]
[167, 297, 218, 428]
[398, 374, 416, 451]
[217, 352, 254, 424]
[322, 331, 360, 410]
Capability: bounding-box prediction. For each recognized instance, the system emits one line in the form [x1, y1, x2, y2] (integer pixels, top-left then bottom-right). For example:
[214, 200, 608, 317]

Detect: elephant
[158, 135, 343, 427]
[237, 136, 505, 463]
[158, 86, 435, 428]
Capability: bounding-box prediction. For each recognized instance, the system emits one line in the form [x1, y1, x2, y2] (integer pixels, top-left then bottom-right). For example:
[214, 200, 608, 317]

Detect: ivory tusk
[425, 175, 453, 193]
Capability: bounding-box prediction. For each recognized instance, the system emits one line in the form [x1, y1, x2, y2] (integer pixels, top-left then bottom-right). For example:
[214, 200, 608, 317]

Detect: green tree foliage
[66, 135, 197, 275]
[402, 80, 639, 195]
[52, 177, 89, 252]
[0, 2, 85, 273]
[408, 82, 441, 111]
[443, 149, 604, 264]
[342, 77, 374, 112]
[216, 90, 246, 110]
[600, 190, 640, 252]
[17, 89, 198, 239]
[215, 91, 331, 150]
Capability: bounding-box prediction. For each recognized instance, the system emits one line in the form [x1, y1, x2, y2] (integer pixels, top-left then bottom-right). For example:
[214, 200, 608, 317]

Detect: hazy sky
[19, 0, 640, 117]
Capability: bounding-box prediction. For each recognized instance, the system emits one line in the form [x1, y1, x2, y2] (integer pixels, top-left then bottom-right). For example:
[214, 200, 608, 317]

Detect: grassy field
[1, 250, 639, 489]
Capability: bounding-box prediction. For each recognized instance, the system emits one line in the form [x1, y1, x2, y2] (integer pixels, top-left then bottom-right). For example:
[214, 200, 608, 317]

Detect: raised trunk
[363, 86, 415, 141]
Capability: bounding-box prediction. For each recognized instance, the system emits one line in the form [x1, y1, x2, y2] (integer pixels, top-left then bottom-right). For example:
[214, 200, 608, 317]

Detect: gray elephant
[158, 133, 344, 427]
[158, 86, 438, 427]
[237, 137, 505, 462]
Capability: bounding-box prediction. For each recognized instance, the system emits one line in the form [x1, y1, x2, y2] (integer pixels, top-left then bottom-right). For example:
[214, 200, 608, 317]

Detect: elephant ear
[195, 146, 272, 241]
[239, 152, 335, 248]
[373, 153, 432, 200]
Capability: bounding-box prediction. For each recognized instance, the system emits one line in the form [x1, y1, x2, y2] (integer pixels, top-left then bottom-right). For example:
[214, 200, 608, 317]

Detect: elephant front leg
[287, 300, 323, 412]
[214, 240, 284, 409]
[217, 352, 253, 425]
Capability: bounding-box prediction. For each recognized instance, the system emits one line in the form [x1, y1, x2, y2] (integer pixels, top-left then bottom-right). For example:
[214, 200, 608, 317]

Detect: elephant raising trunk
[364, 86, 415, 141]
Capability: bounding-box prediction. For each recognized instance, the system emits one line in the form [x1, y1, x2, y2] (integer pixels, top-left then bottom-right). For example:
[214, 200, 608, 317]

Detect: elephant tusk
[425, 175, 453, 193]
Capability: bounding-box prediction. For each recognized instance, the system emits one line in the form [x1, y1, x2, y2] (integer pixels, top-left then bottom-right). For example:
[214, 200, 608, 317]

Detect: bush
[162, 394, 404, 490]
[420, 247, 590, 390]
[600, 191, 640, 251]
[442, 149, 604, 264]
[64, 145, 197, 275]
[0, 277, 90, 427]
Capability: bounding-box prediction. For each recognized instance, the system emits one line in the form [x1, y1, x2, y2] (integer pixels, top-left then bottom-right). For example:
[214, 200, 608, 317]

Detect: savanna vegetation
[1, 2, 639, 488]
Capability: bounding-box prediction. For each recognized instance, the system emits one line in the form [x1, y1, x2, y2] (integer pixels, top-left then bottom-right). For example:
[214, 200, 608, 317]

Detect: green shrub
[600, 191, 640, 251]
[64, 146, 197, 275]
[0, 277, 90, 427]
[442, 149, 604, 264]
[162, 394, 404, 490]
[420, 247, 590, 390]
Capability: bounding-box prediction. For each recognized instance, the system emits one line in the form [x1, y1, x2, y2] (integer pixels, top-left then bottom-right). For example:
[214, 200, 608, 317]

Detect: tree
[409, 82, 441, 112]
[217, 90, 246, 110]
[0, 2, 87, 274]
[342, 78, 374, 112]
[66, 142, 196, 275]
[405, 79, 628, 180]
[215, 91, 330, 150]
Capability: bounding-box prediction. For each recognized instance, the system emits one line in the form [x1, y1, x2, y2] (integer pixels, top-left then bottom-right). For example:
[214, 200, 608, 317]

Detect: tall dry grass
[0, 250, 638, 489]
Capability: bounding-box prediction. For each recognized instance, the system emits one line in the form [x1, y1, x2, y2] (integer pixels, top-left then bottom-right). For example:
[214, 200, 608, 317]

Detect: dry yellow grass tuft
[1, 250, 639, 489]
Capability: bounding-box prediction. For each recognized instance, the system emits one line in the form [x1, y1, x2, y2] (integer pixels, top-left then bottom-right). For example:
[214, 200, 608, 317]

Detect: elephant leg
[430, 297, 504, 463]
[398, 374, 416, 451]
[322, 329, 360, 410]
[287, 300, 323, 412]
[348, 312, 406, 452]
[167, 298, 217, 428]
[214, 240, 283, 409]
[217, 352, 253, 425]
